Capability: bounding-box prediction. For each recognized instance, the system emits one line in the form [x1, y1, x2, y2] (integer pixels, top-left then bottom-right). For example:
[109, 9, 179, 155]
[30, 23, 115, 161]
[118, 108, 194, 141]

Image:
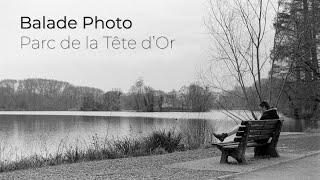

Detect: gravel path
[0, 133, 319, 180]
[232, 153, 320, 180]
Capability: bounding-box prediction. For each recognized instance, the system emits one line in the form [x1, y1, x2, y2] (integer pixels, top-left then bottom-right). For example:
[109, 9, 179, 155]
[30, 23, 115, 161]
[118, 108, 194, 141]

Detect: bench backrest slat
[238, 124, 277, 131]
[244, 120, 280, 125]
[234, 119, 283, 143]
[249, 124, 278, 131]
[236, 129, 274, 136]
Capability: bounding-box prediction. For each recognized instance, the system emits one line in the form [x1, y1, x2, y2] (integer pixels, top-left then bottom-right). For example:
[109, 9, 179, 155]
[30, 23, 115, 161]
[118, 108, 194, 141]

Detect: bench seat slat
[220, 144, 238, 148]
[236, 129, 275, 136]
[212, 142, 239, 146]
[234, 134, 273, 142]
[248, 134, 272, 141]
[215, 141, 267, 149]
[246, 142, 267, 147]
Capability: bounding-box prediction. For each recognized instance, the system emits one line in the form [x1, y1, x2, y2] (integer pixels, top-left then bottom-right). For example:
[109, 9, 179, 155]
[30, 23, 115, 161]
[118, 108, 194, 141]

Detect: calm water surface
[0, 111, 303, 161]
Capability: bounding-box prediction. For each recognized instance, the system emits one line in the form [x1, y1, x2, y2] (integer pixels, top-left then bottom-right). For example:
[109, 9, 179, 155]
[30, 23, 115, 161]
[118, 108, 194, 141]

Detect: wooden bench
[213, 119, 283, 164]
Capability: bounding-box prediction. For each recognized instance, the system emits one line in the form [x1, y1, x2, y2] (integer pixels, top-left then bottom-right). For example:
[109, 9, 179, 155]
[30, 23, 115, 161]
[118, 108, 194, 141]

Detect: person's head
[259, 101, 270, 112]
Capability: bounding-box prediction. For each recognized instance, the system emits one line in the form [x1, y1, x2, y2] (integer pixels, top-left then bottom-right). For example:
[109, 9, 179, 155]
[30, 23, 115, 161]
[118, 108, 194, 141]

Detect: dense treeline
[0, 79, 103, 111]
[120, 79, 216, 112]
[271, 0, 320, 127]
[0, 78, 216, 112]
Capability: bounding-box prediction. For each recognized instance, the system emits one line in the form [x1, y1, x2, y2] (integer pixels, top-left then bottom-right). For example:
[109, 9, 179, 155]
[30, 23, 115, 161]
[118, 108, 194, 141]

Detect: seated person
[213, 101, 279, 142]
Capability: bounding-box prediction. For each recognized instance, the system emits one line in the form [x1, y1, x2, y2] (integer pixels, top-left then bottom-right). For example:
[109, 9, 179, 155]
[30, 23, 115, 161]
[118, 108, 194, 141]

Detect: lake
[0, 111, 303, 162]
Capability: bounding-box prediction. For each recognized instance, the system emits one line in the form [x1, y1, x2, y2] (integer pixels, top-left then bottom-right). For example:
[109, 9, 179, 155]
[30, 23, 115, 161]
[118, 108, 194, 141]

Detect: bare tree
[205, 0, 281, 120]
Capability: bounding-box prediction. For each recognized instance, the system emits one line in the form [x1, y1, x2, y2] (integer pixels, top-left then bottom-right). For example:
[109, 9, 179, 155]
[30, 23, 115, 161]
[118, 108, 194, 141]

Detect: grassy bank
[0, 130, 184, 173]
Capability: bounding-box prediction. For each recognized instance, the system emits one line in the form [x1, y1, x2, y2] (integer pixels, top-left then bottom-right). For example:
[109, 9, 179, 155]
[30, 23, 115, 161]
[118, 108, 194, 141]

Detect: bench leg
[254, 145, 279, 158]
[220, 151, 228, 163]
[235, 154, 247, 164]
[230, 150, 247, 164]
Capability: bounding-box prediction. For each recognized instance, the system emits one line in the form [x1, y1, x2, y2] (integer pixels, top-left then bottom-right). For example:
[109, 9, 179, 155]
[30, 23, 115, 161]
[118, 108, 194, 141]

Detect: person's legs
[213, 124, 241, 142]
[226, 124, 241, 136]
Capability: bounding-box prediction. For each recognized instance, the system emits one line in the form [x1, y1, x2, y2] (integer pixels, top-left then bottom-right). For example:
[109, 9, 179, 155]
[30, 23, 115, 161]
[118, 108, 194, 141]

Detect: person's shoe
[213, 133, 228, 142]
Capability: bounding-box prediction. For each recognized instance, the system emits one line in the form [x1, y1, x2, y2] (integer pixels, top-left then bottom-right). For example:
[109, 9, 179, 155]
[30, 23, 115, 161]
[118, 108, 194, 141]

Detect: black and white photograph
[0, 0, 319, 179]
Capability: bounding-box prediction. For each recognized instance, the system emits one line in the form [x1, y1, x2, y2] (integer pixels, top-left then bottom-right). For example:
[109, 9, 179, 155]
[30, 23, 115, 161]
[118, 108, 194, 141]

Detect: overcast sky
[0, 0, 276, 92]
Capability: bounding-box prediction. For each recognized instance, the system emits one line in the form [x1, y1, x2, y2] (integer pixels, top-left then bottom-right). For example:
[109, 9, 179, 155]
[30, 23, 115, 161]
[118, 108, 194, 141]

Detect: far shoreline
[0, 110, 250, 121]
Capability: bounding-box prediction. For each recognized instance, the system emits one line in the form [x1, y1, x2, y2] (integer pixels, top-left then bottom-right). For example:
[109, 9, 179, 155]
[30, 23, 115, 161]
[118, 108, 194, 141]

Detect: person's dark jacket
[256, 108, 280, 144]
[259, 108, 279, 120]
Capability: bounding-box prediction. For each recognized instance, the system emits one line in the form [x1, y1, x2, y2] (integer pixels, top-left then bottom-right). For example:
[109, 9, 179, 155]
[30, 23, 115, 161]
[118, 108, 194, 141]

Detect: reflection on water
[281, 117, 308, 132]
[0, 112, 303, 161]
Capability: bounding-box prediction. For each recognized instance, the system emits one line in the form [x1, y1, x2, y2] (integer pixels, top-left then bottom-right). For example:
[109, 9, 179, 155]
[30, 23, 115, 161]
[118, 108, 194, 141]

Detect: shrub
[144, 130, 182, 153]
